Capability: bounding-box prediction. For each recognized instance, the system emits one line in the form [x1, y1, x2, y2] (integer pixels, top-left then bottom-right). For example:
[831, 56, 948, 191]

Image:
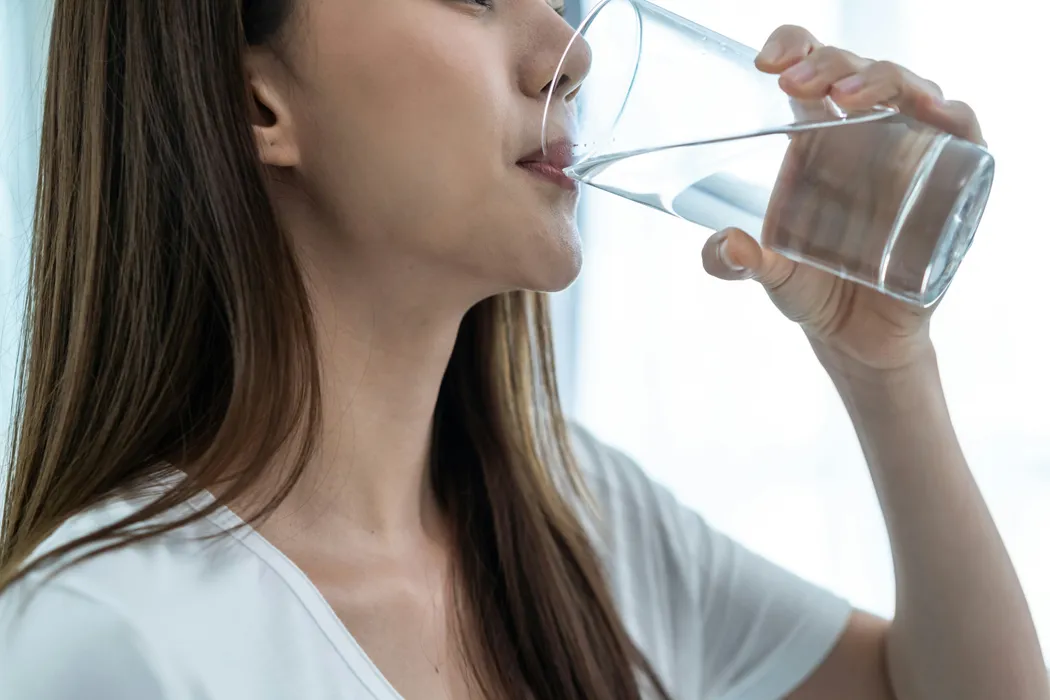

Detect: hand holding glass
[541, 0, 994, 307]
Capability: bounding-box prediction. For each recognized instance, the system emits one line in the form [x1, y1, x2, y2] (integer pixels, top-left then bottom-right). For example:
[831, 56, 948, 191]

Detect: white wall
[0, 0, 52, 465]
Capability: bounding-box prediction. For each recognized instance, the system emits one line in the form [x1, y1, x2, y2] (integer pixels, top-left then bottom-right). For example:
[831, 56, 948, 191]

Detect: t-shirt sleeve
[0, 580, 173, 700]
[572, 427, 853, 700]
[683, 507, 853, 700]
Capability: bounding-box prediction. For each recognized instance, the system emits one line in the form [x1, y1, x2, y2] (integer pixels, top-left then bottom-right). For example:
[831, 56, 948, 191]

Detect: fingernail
[782, 61, 816, 83]
[718, 238, 746, 272]
[758, 40, 783, 63]
[833, 74, 865, 94]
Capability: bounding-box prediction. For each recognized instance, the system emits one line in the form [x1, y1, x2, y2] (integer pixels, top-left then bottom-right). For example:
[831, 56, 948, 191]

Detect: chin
[460, 208, 583, 297]
[542, 245, 584, 292]
[518, 225, 584, 293]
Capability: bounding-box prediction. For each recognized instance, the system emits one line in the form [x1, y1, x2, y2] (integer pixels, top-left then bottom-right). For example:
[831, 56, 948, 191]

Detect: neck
[304, 286, 465, 539]
[238, 187, 498, 543]
[260, 229, 485, 543]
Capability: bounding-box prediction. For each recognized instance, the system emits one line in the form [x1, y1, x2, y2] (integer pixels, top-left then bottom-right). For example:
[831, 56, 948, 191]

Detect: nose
[527, 16, 592, 103]
[545, 36, 591, 102]
[548, 37, 591, 102]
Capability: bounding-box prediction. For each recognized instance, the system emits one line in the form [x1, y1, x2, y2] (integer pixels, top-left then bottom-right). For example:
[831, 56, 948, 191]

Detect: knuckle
[772, 24, 819, 47]
[773, 23, 806, 36]
[810, 45, 862, 69]
[867, 60, 905, 80]
[808, 45, 836, 61]
[949, 100, 982, 132]
[951, 100, 978, 120]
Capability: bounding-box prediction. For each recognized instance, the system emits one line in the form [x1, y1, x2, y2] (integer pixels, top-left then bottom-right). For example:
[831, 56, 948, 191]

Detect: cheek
[297, 14, 514, 235]
[289, 4, 579, 289]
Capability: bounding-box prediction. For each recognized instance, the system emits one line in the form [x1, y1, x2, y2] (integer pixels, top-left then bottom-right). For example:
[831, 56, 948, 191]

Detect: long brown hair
[0, 1, 670, 698]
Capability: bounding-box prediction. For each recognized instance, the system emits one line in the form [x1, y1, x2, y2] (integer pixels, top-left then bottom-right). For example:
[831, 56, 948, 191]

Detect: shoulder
[567, 423, 716, 621]
[0, 577, 174, 699]
[567, 424, 854, 700]
[6, 488, 236, 608]
[0, 490, 264, 698]
[568, 422, 703, 558]
[568, 421, 649, 495]
[0, 492, 244, 697]
[568, 421, 661, 513]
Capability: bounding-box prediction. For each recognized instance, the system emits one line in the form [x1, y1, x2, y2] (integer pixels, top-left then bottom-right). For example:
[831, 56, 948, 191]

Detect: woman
[0, 0, 1045, 698]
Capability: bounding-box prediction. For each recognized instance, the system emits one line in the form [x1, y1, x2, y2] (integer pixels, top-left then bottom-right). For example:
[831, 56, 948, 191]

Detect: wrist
[814, 339, 943, 407]
[824, 344, 957, 468]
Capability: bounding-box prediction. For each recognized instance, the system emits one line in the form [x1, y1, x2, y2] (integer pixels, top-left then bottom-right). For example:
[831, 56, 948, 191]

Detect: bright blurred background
[2, 0, 1048, 662]
[1, 1, 50, 468]
[560, 0, 1050, 662]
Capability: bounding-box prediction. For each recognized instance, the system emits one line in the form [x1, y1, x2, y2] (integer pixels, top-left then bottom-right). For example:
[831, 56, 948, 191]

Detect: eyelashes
[461, 0, 565, 15]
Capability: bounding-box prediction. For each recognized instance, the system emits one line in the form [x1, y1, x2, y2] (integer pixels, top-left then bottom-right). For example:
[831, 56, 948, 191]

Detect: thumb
[704, 228, 799, 290]
[702, 228, 763, 281]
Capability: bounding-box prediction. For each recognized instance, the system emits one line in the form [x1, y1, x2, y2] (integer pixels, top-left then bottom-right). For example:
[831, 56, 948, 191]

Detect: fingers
[929, 99, 985, 145]
[828, 60, 941, 114]
[778, 46, 870, 100]
[771, 45, 986, 146]
[830, 62, 982, 142]
[755, 25, 822, 73]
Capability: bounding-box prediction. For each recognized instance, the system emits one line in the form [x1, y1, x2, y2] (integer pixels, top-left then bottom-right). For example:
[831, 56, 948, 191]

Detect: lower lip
[517, 161, 579, 192]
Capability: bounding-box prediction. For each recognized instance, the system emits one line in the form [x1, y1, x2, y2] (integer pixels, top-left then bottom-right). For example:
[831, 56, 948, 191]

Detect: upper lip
[517, 138, 576, 170]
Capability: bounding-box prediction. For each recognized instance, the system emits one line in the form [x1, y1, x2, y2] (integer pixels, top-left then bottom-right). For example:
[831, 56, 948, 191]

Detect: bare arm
[792, 343, 1048, 700]
[704, 23, 1048, 699]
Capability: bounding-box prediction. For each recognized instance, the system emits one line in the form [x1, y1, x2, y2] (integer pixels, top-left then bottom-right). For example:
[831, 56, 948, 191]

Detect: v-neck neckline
[186, 489, 407, 700]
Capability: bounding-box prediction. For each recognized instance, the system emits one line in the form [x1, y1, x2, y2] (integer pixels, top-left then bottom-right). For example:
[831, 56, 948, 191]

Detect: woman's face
[256, 0, 591, 301]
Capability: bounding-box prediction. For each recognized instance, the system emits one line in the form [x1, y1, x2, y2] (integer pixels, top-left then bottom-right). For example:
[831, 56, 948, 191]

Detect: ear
[245, 52, 300, 168]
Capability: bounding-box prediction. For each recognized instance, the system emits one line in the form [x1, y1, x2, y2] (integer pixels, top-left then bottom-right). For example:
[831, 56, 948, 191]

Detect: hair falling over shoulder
[0, 2, 670, 699]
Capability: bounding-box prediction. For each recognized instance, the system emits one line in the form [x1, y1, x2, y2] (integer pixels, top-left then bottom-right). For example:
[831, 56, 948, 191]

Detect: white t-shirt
[0, 428, 852, 700]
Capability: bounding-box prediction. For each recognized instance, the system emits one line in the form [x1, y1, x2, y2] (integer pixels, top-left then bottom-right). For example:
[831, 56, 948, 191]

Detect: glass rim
[541, 0, 645, 161]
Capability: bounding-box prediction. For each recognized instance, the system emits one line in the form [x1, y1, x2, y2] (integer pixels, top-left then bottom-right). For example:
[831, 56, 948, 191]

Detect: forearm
[827, 344, 1048, 700]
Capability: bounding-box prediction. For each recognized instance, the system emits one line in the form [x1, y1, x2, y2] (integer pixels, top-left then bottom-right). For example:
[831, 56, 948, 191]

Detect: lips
[517, 138, 576, 171]
[517, 138, 578, 192]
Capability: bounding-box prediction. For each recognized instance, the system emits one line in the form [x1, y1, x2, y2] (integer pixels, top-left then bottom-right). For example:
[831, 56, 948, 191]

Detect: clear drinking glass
[541, 0, 995, 307]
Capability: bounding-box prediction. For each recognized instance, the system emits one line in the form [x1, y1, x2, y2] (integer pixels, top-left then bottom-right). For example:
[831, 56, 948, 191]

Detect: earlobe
[245, 55, 300, 168]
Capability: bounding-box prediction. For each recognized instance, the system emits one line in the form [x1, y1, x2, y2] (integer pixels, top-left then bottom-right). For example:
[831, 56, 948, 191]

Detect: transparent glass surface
[543, 0, 995, 306]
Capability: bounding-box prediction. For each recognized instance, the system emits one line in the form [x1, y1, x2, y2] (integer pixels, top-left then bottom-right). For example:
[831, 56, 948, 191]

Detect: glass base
[919, 153, 995, 306]
[883, 133, 996, 308]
